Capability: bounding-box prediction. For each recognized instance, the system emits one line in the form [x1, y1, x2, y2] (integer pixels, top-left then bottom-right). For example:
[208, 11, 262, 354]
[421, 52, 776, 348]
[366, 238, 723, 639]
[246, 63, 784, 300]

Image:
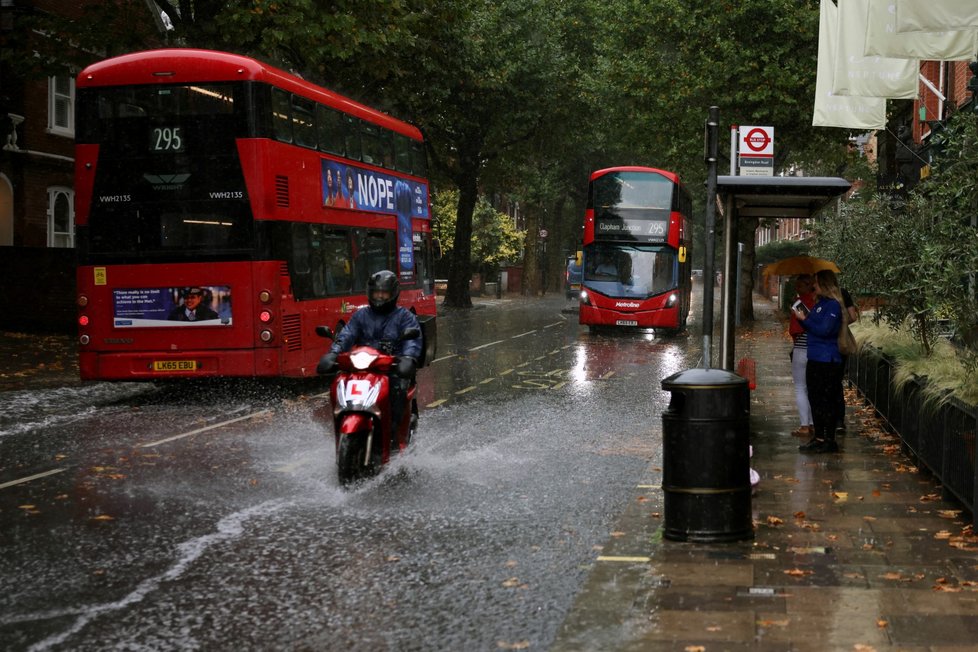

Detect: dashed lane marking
[596, 556, 651, 563]
[601, 371, 616, 380]
[454, 386, 477, 395]
[426, 399, 448, 408]
[139, 410, 272, 449]
[0, 468, 67, 491]
[511, 330, 537, 339]
[470, 340, 505, 351]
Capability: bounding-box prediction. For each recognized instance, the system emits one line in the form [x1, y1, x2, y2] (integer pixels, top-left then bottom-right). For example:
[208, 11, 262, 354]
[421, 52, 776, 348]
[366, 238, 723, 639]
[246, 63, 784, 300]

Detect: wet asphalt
[552, 296, 978, 652]
[1, 291, 977, 651]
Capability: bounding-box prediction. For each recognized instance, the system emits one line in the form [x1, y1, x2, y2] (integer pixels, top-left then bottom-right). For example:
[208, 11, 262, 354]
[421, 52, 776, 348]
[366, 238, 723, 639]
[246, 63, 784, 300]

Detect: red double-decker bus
[74, 49, 437, 380]
[578, 166, 692, 332]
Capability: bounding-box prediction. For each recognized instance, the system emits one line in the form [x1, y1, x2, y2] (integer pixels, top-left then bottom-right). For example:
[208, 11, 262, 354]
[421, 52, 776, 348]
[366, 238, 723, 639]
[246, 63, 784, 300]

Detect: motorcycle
[316, 326, 420, 485]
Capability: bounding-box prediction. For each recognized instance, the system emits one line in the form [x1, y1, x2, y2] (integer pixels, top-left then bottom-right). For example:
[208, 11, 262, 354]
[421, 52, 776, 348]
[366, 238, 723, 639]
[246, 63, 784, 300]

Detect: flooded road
[0, 293, 705, 650]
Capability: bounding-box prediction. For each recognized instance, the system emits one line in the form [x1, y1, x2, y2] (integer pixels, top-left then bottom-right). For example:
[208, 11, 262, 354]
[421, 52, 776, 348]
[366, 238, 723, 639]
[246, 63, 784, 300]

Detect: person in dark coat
[168, 287, 219, 321]
[791, 269, 845, 454]
[317, 270, 421, 445]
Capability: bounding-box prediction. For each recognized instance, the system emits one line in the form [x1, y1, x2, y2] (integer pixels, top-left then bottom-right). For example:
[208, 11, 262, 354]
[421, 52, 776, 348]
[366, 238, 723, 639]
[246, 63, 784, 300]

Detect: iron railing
[848, 346, 977, 527]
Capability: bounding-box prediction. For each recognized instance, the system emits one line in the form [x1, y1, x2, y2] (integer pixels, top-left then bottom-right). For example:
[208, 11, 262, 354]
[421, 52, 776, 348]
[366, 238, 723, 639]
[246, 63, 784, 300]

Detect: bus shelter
[714, 175, 852, 370]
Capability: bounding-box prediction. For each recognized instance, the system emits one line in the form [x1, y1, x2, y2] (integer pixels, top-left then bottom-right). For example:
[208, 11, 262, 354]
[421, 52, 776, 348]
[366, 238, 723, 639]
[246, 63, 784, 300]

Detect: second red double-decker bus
[74, 49, 437, 380]
[578, 166, 692, 332]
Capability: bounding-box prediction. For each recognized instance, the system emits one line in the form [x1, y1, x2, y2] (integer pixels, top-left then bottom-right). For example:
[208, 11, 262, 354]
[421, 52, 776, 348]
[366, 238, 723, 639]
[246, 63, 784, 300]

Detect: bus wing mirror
[315, 325, 335, 340]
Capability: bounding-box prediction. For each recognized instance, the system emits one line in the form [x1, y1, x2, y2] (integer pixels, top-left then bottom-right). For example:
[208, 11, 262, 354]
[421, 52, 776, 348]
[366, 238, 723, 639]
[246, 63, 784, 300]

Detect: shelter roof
[717, 176, 851, 219]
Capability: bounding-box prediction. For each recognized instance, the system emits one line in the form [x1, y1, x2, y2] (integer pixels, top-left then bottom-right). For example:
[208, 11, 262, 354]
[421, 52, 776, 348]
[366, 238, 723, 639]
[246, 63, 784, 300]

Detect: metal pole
[720, 196, 737, 371]
[702, 106, 720, 369]
[735, 242, 743, 327]
[730, 125, 738, 175]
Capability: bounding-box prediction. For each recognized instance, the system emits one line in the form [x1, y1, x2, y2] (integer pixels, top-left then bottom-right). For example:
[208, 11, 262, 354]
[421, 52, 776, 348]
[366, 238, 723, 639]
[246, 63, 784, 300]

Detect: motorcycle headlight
[350, 351, 378, 370]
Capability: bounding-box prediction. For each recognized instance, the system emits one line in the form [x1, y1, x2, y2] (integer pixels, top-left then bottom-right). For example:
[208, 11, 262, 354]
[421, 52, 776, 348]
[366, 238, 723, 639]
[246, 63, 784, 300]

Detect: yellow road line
[455, 386, 476, 395]
[426, 399, 448, 408]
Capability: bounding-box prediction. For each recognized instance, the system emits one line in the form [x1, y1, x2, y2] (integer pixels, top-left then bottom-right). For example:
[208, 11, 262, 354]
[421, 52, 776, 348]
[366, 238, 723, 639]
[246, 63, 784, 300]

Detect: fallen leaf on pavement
[784, 568, 814, 577]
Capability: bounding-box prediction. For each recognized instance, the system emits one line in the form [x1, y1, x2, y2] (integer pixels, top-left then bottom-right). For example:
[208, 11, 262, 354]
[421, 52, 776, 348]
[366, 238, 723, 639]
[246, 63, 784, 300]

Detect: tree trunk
[444, 172, 478, 308]
[522, 208, 541, 296]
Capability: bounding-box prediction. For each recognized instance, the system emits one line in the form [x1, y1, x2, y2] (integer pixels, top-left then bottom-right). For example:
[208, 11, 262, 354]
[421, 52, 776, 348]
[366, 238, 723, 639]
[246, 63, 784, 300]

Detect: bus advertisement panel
[578, 167, 692, 332]
[74, 49, 437, 381]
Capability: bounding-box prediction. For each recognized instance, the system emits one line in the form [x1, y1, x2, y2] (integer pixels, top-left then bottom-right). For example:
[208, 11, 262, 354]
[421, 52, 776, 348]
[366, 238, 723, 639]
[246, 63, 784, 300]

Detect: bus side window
[271, 88, 292, 143]
[394, 133, 413, 174]
[345, 116, 362, 162]
[316, 105, 344, 156]
[322, 229, 353, 295]
[290, 223, 313, 299]
[292, 95, 316, 149]
[353, 230, 395, 292]
[360, 123, 382, 166]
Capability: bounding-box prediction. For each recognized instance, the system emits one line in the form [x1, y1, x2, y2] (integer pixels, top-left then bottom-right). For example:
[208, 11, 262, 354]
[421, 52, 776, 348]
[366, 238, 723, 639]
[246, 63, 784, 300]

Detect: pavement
[0, 330, 80, 392]
[3, 295, 978, 650]
[551, 295, 978, 652]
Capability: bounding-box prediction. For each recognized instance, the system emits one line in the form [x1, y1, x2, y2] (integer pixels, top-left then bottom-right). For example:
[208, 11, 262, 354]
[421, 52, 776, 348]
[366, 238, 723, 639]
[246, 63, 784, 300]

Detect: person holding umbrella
[791, 269, 845, 454]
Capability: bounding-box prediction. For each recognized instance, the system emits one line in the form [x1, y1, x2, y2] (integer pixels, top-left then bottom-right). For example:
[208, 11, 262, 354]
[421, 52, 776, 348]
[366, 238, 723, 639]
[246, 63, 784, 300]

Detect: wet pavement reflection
[0, 292, 702, 650]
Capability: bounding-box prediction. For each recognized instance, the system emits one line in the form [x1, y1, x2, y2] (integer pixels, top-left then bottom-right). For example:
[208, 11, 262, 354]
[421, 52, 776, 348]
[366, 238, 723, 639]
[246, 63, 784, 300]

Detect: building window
[48, 75, 75, 136]
[47, 187, 74, 247]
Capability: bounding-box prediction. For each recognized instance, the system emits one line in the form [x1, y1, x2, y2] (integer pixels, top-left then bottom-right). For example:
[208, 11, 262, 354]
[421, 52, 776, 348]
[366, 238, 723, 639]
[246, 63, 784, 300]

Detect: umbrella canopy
[763, 255, 840, 277]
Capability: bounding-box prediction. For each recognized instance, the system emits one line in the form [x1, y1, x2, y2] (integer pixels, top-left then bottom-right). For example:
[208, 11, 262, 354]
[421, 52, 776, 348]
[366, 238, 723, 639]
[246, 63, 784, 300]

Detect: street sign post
[738, 125, 774, 177]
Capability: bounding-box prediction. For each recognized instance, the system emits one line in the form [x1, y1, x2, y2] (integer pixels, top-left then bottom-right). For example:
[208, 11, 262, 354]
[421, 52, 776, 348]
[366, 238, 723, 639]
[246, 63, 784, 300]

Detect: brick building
[0, 0, 162, 331]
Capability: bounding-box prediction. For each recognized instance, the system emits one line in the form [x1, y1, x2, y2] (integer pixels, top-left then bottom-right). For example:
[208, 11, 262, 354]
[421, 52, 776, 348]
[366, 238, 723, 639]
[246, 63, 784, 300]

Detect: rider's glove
[396, 356, 417, 379]
[316, 352, 339, 375]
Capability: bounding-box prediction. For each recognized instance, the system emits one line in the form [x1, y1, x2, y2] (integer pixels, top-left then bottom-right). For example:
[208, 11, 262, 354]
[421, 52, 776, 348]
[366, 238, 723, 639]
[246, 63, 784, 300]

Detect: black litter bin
[660, 368, 753, 542]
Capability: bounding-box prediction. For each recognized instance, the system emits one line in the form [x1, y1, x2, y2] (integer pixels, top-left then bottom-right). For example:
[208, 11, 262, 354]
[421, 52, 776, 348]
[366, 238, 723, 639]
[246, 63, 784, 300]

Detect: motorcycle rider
[317, 270, 422, 447]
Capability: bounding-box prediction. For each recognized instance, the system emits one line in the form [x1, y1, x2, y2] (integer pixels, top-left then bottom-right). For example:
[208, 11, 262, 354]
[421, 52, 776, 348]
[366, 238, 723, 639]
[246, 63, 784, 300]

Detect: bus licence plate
[153, 360, 197, 372]
[616, 320, 638, 326]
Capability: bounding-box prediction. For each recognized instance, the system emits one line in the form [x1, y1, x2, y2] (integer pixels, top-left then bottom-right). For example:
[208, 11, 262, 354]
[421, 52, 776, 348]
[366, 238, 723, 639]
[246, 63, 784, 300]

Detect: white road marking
[0, 468, 67, 491]
[138, 410, 272, 449]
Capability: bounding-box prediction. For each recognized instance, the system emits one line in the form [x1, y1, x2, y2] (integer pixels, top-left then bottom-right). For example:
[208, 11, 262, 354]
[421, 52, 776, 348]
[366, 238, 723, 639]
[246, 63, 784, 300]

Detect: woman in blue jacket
[791, 269, 845, 453]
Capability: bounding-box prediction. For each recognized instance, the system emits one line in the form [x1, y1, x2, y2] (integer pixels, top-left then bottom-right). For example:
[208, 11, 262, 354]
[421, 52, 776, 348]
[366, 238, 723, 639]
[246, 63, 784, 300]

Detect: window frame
[48, 75, 75, 137]
[47, 186, 75, 248]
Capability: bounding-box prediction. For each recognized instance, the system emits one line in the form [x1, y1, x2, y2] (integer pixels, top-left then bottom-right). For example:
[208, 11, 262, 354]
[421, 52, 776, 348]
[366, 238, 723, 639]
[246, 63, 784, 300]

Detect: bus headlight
[666, 293, 678, 307]
[580, 290, 590, 305]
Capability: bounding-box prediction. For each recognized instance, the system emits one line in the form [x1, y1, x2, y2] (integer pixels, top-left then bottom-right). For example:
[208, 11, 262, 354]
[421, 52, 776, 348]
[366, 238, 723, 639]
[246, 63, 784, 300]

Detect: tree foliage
[15, 0, 865, 310]
[431, 190, 524, 277]
[812, 112, 978, 363]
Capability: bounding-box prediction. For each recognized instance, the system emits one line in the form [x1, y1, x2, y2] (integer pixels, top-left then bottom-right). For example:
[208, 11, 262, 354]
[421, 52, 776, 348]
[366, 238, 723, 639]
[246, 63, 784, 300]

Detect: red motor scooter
[316, 326, 420, 485]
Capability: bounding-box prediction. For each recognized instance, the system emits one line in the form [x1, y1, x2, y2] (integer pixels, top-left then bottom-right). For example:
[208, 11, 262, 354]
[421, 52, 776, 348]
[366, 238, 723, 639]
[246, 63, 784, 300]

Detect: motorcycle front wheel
[337, 432, 368, 485]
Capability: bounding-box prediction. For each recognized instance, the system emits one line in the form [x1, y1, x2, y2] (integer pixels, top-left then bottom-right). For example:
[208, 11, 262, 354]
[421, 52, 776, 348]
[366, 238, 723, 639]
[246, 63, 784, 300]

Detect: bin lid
[661, 367, 748, 390]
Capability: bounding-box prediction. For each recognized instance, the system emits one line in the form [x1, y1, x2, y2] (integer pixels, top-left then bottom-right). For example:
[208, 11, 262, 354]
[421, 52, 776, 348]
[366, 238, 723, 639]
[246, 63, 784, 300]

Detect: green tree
[431, 189, 524, 282]
[813, 112, 978, 361]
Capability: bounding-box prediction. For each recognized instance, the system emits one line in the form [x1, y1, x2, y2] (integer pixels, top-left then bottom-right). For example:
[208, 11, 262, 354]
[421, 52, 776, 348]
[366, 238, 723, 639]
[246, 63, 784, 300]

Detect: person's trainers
[799, 438, 839, 454]
[791, 425, 813, 438]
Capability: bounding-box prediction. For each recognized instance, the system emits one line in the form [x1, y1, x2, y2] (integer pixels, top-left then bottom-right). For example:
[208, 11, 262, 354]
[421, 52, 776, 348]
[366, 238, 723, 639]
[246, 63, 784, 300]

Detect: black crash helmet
[367, 270, 400, 314]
